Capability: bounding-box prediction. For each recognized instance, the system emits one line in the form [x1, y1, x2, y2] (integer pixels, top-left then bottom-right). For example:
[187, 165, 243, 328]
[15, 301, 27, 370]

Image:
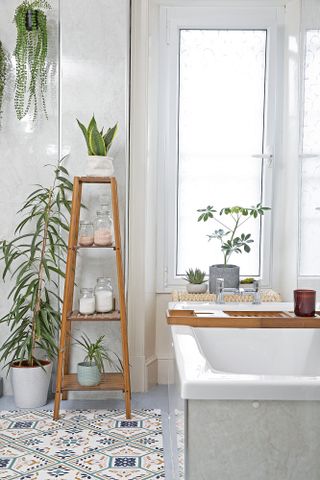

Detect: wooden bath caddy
[166, 309, 320, 328]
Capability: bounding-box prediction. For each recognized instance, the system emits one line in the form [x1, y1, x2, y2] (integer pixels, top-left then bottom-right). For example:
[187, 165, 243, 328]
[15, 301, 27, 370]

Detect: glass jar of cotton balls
[94, 277, 113, 313]
[79, 288, 95, 315]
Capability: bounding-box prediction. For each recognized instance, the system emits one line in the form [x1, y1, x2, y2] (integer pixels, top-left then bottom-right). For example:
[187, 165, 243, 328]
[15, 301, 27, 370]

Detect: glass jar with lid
[100, 194, 111, 212]
[79, 288, 95, 315]
[79, 221, 94, 247]
[94, 277, 113, 312]
[94, 210, 113, 246]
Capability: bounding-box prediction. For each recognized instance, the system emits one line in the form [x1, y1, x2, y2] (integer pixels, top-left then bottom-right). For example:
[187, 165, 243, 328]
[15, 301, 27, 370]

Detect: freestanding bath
[170, 319, 320, 480]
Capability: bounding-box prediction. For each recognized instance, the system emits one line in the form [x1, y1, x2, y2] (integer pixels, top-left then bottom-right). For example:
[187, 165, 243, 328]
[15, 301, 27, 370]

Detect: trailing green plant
[14, 0, 51, 120]
[197, 203, 270, 265]
[183, 268, 206, 284]
[77, 115, 118, 156]
[0, 158, 72, 369]
[0, 41, 8, 124]
[74, 333, 123, 374]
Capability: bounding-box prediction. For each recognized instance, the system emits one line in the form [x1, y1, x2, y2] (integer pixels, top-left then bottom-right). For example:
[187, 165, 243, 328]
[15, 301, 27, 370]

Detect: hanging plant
[14, 0, 51, 120]
[0, 41, 8, 125]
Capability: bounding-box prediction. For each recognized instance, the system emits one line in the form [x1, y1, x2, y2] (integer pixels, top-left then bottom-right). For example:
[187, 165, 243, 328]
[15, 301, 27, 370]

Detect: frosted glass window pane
[177, 30, 267, 276]
[300, 30, 320, 276]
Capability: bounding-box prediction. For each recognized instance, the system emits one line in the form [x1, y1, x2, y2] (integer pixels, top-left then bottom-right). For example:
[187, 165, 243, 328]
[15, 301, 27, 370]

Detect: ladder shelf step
[77, 245, 116, 250]
[68, 310, 121, 321]
[62, 373, 124, 391]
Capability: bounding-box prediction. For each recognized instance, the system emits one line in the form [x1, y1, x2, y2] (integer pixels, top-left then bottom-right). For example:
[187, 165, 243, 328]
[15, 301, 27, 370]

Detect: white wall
[0, 0, 130, 395]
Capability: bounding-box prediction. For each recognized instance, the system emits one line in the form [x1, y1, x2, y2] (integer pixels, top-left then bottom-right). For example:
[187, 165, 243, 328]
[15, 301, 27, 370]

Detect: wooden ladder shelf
[53, 176, 131, 420]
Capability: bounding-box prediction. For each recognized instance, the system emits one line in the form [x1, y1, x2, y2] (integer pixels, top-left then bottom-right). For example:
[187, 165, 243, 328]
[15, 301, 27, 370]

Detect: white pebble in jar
[95, 290, 113, 312]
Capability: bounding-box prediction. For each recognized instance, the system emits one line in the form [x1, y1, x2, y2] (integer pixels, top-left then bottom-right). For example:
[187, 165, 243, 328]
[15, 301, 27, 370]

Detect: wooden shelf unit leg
[53, 178, 82, 420]
[111, 178, 131, 419]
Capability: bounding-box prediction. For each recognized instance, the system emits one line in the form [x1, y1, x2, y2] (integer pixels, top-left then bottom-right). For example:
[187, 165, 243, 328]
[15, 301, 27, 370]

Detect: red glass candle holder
[294, 289, 316, 317]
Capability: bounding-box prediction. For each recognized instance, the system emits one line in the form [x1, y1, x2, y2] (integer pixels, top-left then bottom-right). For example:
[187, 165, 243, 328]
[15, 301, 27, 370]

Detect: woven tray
[172, 289, 282, 303]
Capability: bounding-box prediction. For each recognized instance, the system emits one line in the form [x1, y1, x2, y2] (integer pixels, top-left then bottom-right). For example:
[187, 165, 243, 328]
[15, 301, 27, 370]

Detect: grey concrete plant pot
[209, 264, 240, 293]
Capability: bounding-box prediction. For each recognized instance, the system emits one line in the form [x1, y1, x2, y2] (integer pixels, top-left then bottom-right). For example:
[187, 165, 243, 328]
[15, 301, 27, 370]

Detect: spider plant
[0, 158, 72, 369]
[14, 0, 51, 120]
[75, 334, 123, 374]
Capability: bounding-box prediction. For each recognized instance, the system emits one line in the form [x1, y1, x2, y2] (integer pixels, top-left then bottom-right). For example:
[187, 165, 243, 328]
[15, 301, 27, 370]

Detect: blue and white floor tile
[0, 409, 165, 479]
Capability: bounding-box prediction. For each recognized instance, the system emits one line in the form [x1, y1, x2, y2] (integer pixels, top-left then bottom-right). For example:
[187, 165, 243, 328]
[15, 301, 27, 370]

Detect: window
[299, 30, 320, 277]
[157, 6, 279, 291]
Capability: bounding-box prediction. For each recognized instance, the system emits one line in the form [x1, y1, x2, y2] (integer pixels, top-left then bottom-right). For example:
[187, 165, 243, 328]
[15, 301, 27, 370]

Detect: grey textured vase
[209, 264, 240, 293]
[77, 362, 101, 386]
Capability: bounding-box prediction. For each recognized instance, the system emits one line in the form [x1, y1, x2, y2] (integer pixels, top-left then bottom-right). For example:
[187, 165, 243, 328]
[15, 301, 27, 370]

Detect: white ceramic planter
[11, 361, 52, 408]
[186, 283, 208, 294]
[86, 156, 114, 177]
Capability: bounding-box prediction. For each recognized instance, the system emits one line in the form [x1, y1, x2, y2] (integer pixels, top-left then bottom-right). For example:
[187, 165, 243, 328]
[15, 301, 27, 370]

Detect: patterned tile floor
[0, 409, 165, 479]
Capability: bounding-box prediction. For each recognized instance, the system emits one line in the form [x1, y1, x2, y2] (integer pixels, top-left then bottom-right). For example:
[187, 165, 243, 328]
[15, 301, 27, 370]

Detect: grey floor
[0, 384, 174, 479]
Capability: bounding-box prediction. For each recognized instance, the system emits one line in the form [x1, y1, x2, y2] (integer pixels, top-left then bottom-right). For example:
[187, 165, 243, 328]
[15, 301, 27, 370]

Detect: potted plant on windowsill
[75, 334, 123, 387]
[0, 159, 72, 408]
[77, 115, 118, 177]
[197, 204, 270, 293]
[184, 268, 207, 294]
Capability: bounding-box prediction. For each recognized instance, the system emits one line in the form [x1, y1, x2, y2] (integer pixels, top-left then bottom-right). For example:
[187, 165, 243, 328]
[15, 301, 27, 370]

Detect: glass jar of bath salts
[94, 277, 113, 313]
[79, 288, 95, 315]
[94, 210, 113, 246]
[79, 221, 94, 247]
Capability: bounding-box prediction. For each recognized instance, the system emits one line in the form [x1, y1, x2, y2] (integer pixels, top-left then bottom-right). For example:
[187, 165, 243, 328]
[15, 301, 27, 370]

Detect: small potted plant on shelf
[0, 159, 72, 408]
[240, 277, 255, 289]
[14, 0, 51, 120]
[184, 268, 207, 294]
[197, 203, 270, 293]
[77, 115, 118, 177]
[75, 333, 123, 387]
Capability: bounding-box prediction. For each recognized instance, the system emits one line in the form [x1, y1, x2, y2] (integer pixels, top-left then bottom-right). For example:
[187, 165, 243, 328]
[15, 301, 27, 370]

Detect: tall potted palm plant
[0, 159, 72, 408]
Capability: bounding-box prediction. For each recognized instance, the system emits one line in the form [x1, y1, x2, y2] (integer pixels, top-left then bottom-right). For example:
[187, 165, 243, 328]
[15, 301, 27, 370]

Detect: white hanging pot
[86, 156, 114, 177]
[11, 360, 52, 408]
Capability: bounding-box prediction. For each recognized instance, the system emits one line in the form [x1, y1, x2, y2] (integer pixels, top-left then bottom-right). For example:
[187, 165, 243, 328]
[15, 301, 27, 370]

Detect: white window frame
[156, 4, 283, 292]
[298, 6, 320, 286]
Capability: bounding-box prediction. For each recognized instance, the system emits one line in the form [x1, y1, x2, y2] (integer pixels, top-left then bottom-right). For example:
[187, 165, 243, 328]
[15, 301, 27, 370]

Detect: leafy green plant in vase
[197, 203, 270, 293]
[0, 159, 72, 408]
[184, 268, 207, 294]
[14, 0, 51, 120]
[75, 334, 123, 387]
[0, 41, 8, 126]
[77, 115, 118, 177]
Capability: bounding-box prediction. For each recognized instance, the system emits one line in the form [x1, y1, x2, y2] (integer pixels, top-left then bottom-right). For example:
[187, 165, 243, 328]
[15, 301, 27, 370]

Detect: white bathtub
[170, 303, 320, 479]
[172, 325, 320, 400]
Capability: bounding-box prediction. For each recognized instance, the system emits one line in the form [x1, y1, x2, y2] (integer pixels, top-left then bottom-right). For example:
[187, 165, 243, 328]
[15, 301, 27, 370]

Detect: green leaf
[89, 124, 107, 156]
[103, 123, 118, 154]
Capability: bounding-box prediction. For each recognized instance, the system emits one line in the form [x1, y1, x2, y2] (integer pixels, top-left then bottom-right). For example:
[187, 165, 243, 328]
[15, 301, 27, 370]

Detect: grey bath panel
[187, 400, 320, 480]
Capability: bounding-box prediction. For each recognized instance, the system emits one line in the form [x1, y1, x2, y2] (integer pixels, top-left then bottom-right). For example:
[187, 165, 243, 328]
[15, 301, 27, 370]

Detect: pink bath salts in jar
[79, 221, 94, 247]
[94, 210, 113, 246]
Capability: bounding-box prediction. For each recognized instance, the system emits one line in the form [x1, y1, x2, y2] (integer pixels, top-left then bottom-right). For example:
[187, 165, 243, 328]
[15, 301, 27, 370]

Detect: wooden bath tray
[166, 309, 320, 328]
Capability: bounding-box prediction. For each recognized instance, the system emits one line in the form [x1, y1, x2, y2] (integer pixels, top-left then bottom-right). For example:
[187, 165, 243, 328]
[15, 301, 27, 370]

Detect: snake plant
[0, 41, 7, 125]
[0, 158, 72, 369]
[14, 0, 51, 120]
[77, 115, 118, 156]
